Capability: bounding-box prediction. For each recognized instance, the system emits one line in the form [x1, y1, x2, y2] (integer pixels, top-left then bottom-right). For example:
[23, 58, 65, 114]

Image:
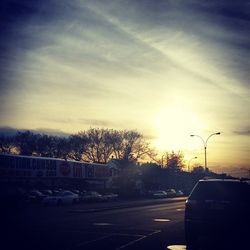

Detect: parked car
[101, 192, 119, 201]
[166, 189, 177, 197]
[175, 190, 184, 197]
[80, 191, 104, 202]
[52, 190, 60, 196]
[28, 190, 46, 203]
[43, 190, 79, 205]
[185, 179, 250, 249]
[40, 189, 53, 196]
[151, 190, 168, 198]
[71, 189, 80, 195]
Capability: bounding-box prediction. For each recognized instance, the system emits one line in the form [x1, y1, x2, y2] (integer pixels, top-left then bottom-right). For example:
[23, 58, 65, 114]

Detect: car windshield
[190, 181, 250, 201]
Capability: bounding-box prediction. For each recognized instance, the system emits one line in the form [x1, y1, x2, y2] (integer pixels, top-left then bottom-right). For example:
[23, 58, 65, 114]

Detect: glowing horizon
[0, 1, 250, 177]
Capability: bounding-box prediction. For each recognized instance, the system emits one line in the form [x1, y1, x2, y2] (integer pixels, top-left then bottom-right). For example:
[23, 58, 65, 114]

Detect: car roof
[199, 178, 243, 183]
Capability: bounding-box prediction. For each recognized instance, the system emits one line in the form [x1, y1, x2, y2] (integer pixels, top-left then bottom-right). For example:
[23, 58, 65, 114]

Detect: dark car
[41, 189, 53, 196]
[28, 190, 46, 203]
[185, 179, 250, 250]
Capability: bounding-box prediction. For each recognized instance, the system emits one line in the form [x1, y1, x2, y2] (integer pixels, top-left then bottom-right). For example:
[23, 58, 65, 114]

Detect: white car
[80, 191, 104, 202]
[43, 190, 79, 205]
[101, 193, 119, 201]
[152, 190, 168, 198]
[166, 189, 177, 197]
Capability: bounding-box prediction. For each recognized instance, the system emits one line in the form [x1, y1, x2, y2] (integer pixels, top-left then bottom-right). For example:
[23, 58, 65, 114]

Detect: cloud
[233, 128, 250, 136]
[0, 126, 18, 136]
[84, 0, 250, 98]
[0, 0, 249, 172]
[2, 0, 249, 94]
[0, 126, 70, 137]
[78, 118, 121, 128]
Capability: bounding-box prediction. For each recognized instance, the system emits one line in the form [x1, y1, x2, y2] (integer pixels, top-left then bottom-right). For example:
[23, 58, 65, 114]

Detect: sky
[0, 0, 250, 177]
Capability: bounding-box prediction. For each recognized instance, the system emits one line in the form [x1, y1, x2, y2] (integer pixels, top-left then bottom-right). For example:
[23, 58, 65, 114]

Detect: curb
[68, 197, 187, 213]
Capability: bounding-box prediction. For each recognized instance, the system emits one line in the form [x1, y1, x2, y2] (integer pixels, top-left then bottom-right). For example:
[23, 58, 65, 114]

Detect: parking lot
[2, 197, 186, 250]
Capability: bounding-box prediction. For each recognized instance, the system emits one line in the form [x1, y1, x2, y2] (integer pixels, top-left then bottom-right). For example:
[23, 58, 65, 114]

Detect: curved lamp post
[190, 132, 220, 170]
[188, 156, 197, 172]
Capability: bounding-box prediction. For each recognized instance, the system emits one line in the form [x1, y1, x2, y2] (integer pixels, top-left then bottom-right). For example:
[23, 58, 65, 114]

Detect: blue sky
[0, 0, 250, 176]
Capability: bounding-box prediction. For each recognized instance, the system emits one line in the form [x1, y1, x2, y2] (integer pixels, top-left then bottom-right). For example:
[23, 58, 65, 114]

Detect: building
[0, 153, 118, 190]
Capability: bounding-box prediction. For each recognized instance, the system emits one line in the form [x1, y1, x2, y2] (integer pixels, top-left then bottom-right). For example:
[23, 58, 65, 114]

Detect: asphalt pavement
[3, 197, 187, 250]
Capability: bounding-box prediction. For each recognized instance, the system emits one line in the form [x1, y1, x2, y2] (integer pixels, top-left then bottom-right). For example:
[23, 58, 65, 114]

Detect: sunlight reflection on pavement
[166, 245, 186, 250]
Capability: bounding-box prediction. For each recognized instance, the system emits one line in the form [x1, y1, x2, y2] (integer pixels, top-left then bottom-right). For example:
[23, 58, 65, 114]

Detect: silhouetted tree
[36, 134, 57, 157]
[53, 137, 70, 159]
[152, 151, 169, 168]
[166, 151, 185, 172]
[141, 163, 162, 190]
[81, 128, 111, 163]
[111, 130, 154, 162]
[67, 133, 89, 161]
[77, 128, 153, 164]
[109, 130, 123, 159]
[101, 129, 116, 163]
[152, 151, 185, 170]
[15, 131, 38, 155]
[192, 166, 205, 174]
[0, 135, 16, 153]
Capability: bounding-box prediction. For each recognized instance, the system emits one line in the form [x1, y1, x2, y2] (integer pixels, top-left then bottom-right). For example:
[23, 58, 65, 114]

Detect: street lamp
[188, 156, 197, 172]
[190, 132, 220, 170]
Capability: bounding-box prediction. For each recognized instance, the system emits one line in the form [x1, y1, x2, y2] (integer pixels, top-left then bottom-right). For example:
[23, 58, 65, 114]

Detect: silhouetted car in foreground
[185, 179, 250, 250]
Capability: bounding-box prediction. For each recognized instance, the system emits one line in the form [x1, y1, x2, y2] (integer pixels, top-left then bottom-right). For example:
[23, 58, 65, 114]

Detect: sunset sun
[153, 106, 205, 151]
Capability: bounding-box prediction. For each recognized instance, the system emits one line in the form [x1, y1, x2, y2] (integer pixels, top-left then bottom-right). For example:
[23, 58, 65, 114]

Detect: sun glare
[153, 106, 204, 151]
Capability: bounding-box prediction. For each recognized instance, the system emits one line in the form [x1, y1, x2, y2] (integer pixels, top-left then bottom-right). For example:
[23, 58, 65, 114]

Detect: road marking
[54, 229, 144, 238]
[93, 222, 113, 226]
[115, 230, 161, 250]
[113, 232, 145, 237]
[76, 234, 113, 247]
[153, 218, 170, 222]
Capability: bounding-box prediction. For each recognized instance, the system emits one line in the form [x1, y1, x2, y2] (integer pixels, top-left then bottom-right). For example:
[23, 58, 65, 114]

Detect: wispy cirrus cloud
[0, 0, 250, 172]
[233, 128, 250, 136]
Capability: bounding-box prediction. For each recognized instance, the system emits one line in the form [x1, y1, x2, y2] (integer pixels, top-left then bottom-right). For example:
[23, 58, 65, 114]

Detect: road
[4, 199, 186, 250]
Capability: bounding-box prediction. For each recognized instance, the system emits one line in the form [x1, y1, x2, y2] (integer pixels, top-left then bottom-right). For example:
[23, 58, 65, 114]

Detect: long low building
[0, 153, 118, 190]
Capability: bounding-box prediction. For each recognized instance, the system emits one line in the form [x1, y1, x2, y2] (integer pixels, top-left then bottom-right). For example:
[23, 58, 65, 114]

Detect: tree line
[0, 128, 188, 170]
[0, 128, 155, 161]
[1, 128, 234, 196]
